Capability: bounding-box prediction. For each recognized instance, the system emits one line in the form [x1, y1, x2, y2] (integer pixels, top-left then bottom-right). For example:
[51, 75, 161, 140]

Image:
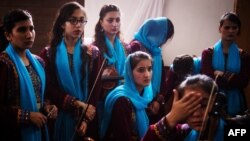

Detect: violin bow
[70, 58, 107, 141]
[198, 74, 220, 141]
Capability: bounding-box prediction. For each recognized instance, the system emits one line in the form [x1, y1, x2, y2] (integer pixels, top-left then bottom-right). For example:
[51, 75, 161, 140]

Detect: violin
[198, 75, 227, 141]
[198, 91, 226, 140]
[101, 66, 124, 90]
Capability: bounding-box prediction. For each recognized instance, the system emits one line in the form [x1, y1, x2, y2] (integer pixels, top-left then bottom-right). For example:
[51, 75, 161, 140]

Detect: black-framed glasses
[67, 18, 87, 25]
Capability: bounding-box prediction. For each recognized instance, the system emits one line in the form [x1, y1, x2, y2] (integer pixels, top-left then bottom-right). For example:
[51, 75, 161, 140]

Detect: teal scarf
[184, 119, 225, 141]
[212, 40, 243, 116]
[192, 56, 201, 74]
[100, 55, 153, 139]
[54, 39, 88, 141]
[6, 43, 47, 141]
[103, 35, 126, 75]
[134, 17, 168, 96]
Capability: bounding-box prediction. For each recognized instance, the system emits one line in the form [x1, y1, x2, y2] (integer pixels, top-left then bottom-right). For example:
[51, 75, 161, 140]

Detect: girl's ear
[4, 32, 11, 41]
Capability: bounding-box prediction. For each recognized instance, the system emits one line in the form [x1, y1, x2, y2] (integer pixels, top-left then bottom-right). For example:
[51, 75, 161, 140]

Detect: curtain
[124, 0, 165, 42]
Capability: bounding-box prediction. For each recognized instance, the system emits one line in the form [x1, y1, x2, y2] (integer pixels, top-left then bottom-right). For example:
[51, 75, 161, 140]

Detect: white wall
[85, 0, 234, 66]
[163, 0, 234, 65]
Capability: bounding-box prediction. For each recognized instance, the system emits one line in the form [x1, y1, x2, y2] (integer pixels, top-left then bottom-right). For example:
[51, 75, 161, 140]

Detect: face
[185, 87, 209, 131]
[63, 8, 86, 39]
[5, 19, 35, 51]
[219, 20, 239, 42]
[132, 59, 152, 91]
[100, 11, 120, 37]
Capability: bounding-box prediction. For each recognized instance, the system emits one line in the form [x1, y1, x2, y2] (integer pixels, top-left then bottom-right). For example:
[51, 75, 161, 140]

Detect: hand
[85, 104, 96, 121]
[44, 105, 58, 119]
[77, 120, 88, 136]
[148, 101, 160, 115]
[214, 70, 224, 77]
[74, 101, 96, 121]
[166, 89, 202, 127]
[30, 112, 47, 128]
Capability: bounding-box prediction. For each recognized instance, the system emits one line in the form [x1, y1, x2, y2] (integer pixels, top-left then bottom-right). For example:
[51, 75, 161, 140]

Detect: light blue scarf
[103, 35, 126, 75]
[184, 119, 225, 141]
[54, 39, 88, 141]
[134, 17, 168, 96]
[212, 40, 243, 116]
[100, 55, 153, 139]
[6, 43, 47, 141]
[192, 56, 201, 74]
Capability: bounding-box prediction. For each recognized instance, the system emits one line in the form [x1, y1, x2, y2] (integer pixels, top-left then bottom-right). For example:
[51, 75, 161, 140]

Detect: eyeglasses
[67, 18, 87, 25]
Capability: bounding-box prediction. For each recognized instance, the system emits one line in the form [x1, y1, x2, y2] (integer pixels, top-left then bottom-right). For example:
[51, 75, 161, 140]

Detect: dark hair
[177, 74, 218, 97]
[0, 9, 32, 52]
[93, 4, 121, 54]
[166, 19, 174, 40]
[48, 1, 88, 85]
[173, 54, 193, 75]
[129, 51, 152, 70]
[219, 12, 241, 35]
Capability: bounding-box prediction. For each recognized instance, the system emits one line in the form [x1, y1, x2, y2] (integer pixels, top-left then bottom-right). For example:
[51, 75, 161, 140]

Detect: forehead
[134, 59, 152, 67]
[221, 20, 238, 27]
[184, 87, 209, 99]
[13, 19, 33, 29]
[70, 8, 86, 18]
[103, 11, 120, 19]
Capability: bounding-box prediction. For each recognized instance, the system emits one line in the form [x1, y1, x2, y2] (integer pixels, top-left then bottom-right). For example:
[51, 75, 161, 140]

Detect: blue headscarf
[192, 56, 201, 74]
[54, 39, 88, 141]
[6, 43, 47, 141]
[184, 119, 225, 141]
[100, 55, 153, 139]
[103, 35, 126, 75]
[212, 40, 242, 116]
[134, 17, 169, 96]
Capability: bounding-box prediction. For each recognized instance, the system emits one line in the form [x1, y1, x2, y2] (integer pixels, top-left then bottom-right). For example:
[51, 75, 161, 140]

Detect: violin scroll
[101, 66, 124, 90]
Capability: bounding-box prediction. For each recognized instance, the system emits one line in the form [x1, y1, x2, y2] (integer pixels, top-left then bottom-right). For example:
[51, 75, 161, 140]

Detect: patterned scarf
[134, 17, 168, 96]
[100, 55, 153, 139]
[6, 43, 47, 141]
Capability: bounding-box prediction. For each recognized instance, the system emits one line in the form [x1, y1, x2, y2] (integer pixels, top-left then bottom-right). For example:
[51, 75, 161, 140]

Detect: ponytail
[0, 24, 9, 52]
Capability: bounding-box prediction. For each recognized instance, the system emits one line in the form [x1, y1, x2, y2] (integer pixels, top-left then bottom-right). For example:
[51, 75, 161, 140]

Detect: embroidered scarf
[100, 55, 153, 139]
[212, 40, 242, 116]
[134, 17, 168, 96]
[103, 35, 126, 75]
[54, 39, 88, 141]
[6, 43, 46, 141]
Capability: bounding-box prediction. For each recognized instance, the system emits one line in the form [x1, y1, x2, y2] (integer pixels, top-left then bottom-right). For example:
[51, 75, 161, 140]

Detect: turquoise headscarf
[134, 17, 169, 96]
[212, 40, 243, 116]
[184, 119, 225, 141]
[100, 55, 153, 139]
[6, 43, 47, 141]
[54, 39, 88, 141]
[192, 56, 201, 74]
[103, 35, 126, 75]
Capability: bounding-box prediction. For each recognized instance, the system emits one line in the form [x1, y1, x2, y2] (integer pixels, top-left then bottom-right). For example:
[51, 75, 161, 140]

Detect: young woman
[0, 9, 57, 141]
[100, 51, 153, 141]
[164, 54, 201, 114]
[39, 2, 98, 141]
[142, 74, 225, 141]
[201, 12, 250, 116]
[89, 4, 128, 139]
[127, 17, 175, 124]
